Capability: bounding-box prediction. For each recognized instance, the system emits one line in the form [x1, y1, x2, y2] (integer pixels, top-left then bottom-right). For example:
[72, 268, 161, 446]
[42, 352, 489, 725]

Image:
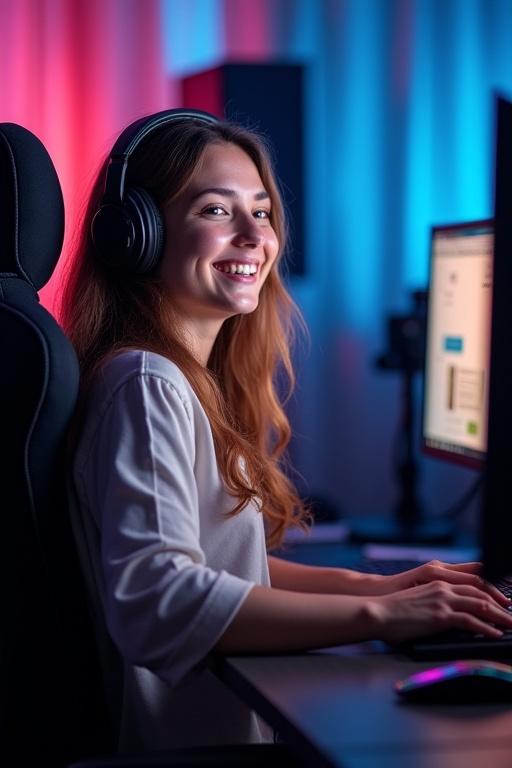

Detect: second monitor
[422, 220, 494, 469]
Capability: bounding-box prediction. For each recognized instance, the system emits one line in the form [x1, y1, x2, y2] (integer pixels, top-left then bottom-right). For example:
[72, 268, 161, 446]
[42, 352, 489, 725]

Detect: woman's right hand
[367, 580, 512, 645]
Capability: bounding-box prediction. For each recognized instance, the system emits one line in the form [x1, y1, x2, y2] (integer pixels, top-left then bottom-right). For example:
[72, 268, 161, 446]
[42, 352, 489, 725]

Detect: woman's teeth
[215, 263, 257, 275]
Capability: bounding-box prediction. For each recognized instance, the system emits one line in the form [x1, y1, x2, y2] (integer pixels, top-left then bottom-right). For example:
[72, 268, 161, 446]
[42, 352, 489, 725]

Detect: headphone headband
[92, 108, 220, 274]
[103, 108, 220, 205]
[109, 108, 220, 160]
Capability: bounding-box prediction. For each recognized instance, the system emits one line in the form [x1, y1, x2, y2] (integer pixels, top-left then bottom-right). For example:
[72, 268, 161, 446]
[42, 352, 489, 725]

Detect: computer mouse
[395, 660, 512, 704]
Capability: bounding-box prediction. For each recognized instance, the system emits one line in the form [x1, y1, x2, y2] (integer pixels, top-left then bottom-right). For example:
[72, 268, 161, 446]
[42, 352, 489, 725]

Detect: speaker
[91, 108, 219, 275]
[181, 63, 305, 276]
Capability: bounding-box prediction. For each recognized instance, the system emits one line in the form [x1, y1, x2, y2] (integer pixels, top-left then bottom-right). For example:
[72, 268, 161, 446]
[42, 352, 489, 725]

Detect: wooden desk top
[214, 643, 512, 768]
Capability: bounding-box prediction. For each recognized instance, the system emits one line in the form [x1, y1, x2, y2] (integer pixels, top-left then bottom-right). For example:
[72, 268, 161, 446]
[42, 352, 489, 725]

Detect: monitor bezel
[482, 95, 512, 581]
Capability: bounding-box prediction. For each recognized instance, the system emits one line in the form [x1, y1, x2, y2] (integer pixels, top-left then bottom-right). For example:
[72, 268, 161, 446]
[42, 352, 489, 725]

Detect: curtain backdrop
[2, 0, 512, 524]
[0, 0, 171, 309]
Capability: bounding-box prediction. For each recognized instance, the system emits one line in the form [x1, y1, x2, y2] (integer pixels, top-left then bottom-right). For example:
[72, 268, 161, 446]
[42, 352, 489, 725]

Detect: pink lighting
[0, 0, 172, 317]
[396, 660, 512, 693]
[224, 0, 273, 59]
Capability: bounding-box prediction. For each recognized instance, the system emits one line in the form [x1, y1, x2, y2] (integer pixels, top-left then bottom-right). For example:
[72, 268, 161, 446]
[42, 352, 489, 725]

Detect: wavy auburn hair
[60, 115, 310, 549]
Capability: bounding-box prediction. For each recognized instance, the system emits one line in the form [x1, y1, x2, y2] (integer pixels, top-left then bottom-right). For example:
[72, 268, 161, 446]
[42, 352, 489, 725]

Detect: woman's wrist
[267, 557, 393, 596]
[359, 594, 390, 639]
[333, 568, 390, 596]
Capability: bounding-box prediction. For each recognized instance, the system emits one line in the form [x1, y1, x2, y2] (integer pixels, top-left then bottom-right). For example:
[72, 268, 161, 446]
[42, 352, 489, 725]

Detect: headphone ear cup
[91, 186, 165, 274]
[124, 187, 165, 274]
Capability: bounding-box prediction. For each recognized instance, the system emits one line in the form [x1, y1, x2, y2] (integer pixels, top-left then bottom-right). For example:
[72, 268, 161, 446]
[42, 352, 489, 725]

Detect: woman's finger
[447, 592, 512, 628]
[432, 560, 483, 573]
[431, 561, 482, 573]
[449, 612, 504, 638]
[417, 564, 511, 606]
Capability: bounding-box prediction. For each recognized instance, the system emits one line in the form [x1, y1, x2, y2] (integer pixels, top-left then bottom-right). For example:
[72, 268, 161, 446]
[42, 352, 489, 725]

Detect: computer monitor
[422, 96, 512, 581]
[482, 95, 512, 581]
[422, 220, 494, 469]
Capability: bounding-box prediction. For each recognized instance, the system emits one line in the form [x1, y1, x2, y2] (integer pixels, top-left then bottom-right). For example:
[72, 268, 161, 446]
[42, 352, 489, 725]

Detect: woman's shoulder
[93, 349, 193, 402]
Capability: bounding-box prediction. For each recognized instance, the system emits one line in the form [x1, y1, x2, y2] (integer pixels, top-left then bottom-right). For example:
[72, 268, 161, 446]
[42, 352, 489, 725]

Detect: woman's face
[159, 141, 279, 332]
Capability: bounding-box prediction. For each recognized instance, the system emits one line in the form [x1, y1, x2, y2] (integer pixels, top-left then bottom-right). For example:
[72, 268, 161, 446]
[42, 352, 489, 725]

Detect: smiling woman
[59, 109, 512, 759]
[60, 109, 310, 754]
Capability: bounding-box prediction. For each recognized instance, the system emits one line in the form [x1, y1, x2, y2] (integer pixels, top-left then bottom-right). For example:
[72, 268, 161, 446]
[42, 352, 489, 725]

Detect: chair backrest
[0, 123, 114, 764]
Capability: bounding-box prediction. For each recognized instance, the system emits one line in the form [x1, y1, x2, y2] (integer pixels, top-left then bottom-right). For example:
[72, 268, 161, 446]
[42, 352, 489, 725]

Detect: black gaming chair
[0, 122, 115, 765]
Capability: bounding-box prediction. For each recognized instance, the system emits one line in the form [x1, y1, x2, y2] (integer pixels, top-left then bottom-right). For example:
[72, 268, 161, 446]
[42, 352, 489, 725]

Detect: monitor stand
[349, 367, 456, 545]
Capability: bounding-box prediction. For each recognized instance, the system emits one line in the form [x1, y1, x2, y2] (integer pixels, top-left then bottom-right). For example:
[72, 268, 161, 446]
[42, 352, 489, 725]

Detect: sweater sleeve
[80, 372, 253, 688]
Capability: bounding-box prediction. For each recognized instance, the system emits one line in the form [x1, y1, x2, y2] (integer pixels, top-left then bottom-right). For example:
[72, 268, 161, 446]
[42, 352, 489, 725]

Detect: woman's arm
[267, 554, 384, 595]
[215, 580, 512, 653]
[216, 584, 373, 651]
[268, 555, 509, 604]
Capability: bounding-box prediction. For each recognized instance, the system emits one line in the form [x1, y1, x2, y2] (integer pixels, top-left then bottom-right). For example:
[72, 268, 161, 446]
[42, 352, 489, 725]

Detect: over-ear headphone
[91, 108, 219, 275]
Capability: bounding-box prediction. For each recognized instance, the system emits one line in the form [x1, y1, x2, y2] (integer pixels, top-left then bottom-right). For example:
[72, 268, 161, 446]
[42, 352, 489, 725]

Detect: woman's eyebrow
[190, 187, 270, 202]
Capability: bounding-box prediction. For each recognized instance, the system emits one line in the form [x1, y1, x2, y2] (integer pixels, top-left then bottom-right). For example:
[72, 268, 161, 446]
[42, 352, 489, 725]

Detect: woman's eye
[254, 209, 270, 219]
[203, 205, 228, 216]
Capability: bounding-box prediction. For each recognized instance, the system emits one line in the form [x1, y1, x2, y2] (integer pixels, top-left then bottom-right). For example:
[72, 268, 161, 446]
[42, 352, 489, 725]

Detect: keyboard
[360, 557, 512, 660]
[356, 558, 430, 575]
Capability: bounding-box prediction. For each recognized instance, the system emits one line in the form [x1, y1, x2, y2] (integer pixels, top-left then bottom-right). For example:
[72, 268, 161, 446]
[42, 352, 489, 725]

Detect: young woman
[61, 111, 512, 753]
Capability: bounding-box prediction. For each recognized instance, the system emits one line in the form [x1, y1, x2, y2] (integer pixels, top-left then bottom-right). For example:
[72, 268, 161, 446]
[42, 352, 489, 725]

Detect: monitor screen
[422, 220, 494, 468]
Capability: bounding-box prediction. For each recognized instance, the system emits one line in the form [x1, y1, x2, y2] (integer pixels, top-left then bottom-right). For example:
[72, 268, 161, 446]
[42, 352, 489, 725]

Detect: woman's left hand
[373, 560, 510, 607]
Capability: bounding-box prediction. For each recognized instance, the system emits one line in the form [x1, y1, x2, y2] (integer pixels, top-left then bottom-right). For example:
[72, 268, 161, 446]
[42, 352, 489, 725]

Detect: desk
[214, 645, 512, 767]
[213, 536, 512, 767]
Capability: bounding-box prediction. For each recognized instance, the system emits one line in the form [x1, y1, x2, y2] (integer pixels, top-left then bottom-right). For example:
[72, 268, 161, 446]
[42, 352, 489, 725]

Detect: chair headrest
[0, 123, 64, 290]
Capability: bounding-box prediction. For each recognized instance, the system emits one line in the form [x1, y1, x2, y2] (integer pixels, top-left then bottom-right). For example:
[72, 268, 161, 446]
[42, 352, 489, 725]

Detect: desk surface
[215, 645, 512, 767]
[213, 536, 512, 767]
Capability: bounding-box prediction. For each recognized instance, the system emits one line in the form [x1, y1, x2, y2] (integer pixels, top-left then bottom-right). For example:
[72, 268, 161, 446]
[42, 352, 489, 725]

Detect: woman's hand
[370, 560, 510, 607]
[367, 579, 512, 645]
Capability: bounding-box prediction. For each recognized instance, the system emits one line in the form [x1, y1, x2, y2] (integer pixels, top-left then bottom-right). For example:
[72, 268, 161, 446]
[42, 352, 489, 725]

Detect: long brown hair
[60, 115, 310, 549]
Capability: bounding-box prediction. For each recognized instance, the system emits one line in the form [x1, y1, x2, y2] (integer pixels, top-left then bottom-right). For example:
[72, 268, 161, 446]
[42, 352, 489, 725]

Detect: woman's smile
[212, 259, 260, 280]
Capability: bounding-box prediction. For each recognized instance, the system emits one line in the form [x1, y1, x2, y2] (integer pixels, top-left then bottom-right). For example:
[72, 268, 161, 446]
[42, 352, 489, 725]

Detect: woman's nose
[232, 218, 265, 248]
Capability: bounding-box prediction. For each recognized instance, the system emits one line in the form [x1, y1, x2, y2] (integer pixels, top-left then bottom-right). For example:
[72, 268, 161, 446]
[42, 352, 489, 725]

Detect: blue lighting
[325, 0, 386, 331]
[161, 0, 224, 75]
